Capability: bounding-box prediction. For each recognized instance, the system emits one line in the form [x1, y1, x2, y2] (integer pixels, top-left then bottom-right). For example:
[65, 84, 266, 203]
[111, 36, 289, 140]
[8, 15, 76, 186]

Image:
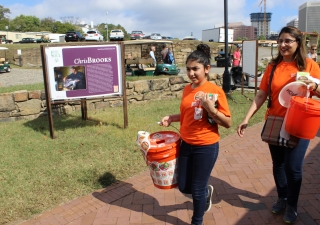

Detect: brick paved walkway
[18, 123, 320, 225]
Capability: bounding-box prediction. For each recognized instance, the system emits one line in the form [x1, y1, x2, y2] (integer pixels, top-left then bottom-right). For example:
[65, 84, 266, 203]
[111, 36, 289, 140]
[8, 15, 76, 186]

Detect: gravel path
[0, 68, 44, 87]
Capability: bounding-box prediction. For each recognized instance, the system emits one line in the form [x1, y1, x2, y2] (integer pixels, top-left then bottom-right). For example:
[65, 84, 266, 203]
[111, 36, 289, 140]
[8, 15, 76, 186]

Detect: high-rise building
[228, 22, 257, 40]
[299, 2, 320, 32]
[250, 12, 272, 37]
[287, 18, 299, 28]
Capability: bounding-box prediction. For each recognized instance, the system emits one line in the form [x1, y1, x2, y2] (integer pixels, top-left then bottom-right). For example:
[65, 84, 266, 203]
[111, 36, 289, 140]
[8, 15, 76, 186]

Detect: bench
[125, 58, 155, 76]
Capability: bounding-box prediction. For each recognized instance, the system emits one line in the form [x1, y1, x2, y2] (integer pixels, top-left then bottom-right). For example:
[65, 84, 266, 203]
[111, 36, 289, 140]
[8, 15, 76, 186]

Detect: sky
[2, 0, 318, 39]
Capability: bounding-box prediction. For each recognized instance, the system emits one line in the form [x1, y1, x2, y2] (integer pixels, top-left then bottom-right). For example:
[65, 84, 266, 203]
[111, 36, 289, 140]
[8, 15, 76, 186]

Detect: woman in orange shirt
[161, 44, 232, 225]
[237, 26, 320, 224]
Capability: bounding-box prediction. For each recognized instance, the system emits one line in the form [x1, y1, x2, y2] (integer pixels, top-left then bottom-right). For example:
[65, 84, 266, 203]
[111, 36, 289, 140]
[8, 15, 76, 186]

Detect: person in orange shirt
[237, 26, 320, 224]
[160, 44, 232, 225]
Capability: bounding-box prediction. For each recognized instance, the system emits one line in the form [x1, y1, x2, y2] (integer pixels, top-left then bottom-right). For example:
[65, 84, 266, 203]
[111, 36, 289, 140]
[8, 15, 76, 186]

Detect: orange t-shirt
[260, 58, 320, 117]
[180, 81, 231, 145]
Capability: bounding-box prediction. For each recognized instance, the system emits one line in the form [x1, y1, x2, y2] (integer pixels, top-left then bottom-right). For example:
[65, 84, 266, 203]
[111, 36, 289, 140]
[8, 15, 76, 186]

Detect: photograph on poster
[45, 44, 123, 100]
[54, 66, 86, 91]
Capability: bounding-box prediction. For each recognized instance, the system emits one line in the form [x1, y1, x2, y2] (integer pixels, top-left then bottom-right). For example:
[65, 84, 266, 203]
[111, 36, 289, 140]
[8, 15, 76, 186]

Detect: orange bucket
[285, 96, 320, 139]
[144, 131, 180, 189]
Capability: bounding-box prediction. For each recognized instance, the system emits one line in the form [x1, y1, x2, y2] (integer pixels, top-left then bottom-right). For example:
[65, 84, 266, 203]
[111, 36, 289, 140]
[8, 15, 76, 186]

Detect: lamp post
[105, 12, 108, 42]
[222, 0, 231, 94]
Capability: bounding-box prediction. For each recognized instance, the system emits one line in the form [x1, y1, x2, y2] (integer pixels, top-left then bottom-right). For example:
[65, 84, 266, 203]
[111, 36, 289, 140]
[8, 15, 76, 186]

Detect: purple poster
[61, 46, 120, 98]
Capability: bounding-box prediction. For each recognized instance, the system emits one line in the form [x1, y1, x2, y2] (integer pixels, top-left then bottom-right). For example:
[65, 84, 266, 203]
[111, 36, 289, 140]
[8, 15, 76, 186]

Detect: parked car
[183, 36, 198, 40]
[109, 29, 124, 41]
[19, 38, 37, 43]
[65, 31, 85, 42]
[85, 30, 103, 42]
[162, 36, 174, 40]
[130, 31, 145, 40]
[150, 33, 162, 40]
[143, 35, 151, 39]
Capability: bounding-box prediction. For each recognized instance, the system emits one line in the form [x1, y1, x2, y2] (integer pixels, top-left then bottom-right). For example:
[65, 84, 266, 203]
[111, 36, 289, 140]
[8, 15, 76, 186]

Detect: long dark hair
[271, 26, 307, 71]
[186, 44, 211, 80]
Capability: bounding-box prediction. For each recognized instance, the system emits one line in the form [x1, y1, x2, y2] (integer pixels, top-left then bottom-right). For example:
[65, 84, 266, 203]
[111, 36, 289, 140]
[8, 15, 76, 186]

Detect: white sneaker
[205, 185, 214, 212]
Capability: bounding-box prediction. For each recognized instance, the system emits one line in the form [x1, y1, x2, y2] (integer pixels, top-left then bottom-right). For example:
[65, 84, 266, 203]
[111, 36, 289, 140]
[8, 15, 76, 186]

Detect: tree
[0, 5, 10, 20]
[53, 21, 78, 34]
[258, 35, 266, 40]
[40, 17, 56, 32]
[10, 15, 41, 32]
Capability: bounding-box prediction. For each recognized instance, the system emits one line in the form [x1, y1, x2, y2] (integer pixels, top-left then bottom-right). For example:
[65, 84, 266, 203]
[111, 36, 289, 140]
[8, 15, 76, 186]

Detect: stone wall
[0, 74, 222, 122]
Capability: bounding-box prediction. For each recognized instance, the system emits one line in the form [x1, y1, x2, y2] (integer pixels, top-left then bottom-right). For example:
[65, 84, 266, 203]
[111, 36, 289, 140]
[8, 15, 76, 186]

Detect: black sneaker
[205, 185, 214, 212]
[272, 198, 286, 214]
[283, 205, 297, 224]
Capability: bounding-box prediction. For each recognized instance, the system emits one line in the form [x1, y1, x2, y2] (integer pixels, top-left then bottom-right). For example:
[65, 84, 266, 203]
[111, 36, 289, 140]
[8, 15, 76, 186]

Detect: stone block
[95, 102, 109, 110]
[64, 105, 73, 114]
[134, 80, 150, 94]
[0, 93, 15, 112]
[0, 112, 10, 118]
[169, 76, 185, 85]
[29, 90, 41, 99]
[150, 78, 169, 91]
[110, 100, 123, 107]
[14, 90, 28, 102]
[17, 99, 41, 116]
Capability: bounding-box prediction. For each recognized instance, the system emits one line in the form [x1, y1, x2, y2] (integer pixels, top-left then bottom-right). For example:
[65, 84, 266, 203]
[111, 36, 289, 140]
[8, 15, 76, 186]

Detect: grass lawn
[0, 90, 266, 225]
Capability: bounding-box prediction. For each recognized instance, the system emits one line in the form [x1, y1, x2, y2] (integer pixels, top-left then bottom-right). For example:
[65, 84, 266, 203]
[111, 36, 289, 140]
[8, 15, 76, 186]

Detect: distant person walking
[232, 44, 241, 67]
[307, 44, 318, 62]
[149, 45, 156, 66]
[161, 44, 169, 63]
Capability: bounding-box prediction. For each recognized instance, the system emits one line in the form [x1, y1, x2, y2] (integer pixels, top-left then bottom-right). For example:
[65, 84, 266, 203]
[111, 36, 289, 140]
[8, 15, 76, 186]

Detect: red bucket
[285, 96, 320, 139]
[146, 131, 180, 189]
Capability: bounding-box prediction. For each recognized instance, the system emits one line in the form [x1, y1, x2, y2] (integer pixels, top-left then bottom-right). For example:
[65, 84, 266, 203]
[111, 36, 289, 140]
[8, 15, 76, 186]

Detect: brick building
[228, 22, 257, 40]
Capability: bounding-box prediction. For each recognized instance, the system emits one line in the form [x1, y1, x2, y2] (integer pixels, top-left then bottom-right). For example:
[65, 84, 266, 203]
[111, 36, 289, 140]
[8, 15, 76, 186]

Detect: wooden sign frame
[40, 42, 128, 139]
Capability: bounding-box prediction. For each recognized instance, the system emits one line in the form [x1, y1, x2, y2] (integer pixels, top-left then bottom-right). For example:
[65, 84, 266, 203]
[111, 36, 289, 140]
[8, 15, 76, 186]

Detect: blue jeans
[178, 140, 219, 225]
[269, 139, 310, 211]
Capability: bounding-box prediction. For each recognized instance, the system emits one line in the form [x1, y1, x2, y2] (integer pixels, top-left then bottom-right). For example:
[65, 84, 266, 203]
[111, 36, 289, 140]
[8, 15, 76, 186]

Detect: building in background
[299, 2, 320, 32]
[202, 27, 234, 42]
[268, 30, 279, 40]
[228, 22, 257, 40]
[250, 12, 272, 37]
[287, 18, 299, 28]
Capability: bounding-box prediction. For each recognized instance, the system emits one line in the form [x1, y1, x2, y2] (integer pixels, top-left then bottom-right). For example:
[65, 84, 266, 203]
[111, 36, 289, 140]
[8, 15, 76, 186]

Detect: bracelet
[212, 109, 219, 117]
[313, 83, 319, 92]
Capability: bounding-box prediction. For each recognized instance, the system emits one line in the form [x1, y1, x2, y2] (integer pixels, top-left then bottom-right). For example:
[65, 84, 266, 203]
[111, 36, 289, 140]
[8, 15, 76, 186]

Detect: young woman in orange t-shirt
[161, 44, 232, 225]
[237, 26, 320, 224]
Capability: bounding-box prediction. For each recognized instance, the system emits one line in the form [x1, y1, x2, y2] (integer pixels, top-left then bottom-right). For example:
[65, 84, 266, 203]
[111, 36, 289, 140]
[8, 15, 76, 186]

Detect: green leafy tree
[0, 5, 11, 31]
[10, 15, 41, 32]
[258, 35, 266, 40]
[0, 5, 10, 20]
[39, 17, 56, 32]
[53, 21, 78, 34]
